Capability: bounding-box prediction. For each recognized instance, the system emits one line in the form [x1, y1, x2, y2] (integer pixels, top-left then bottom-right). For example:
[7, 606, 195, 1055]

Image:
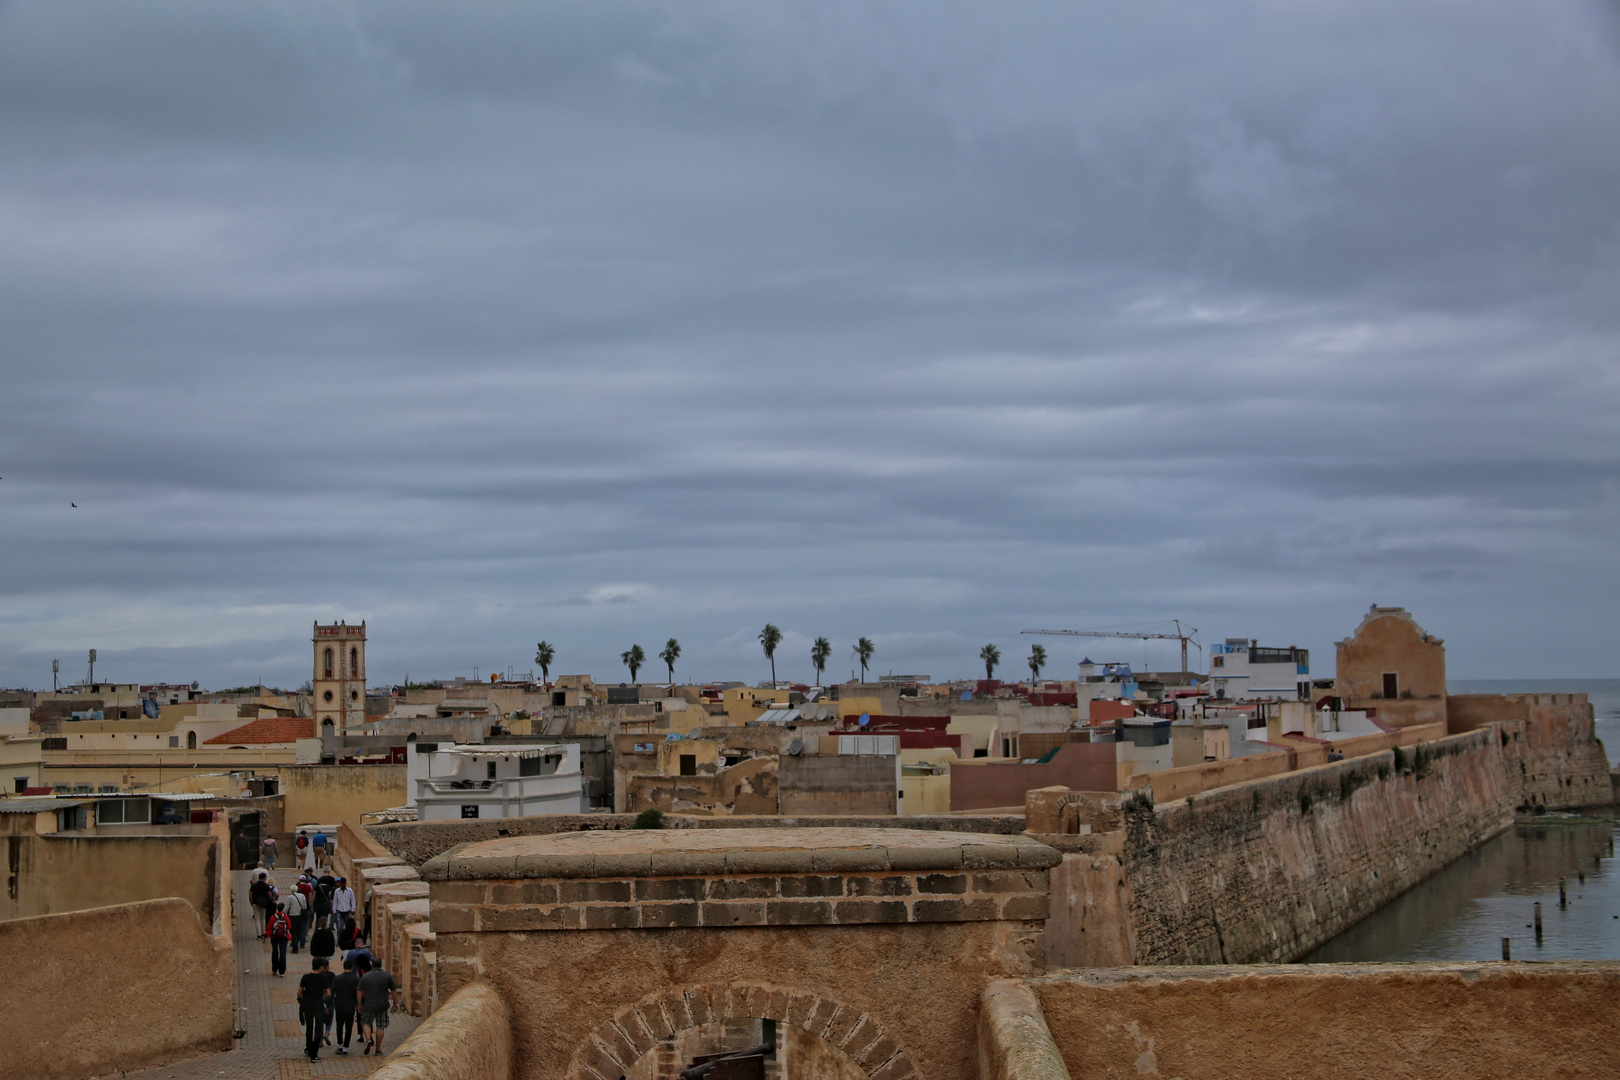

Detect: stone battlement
[424, 828, 1058, 932]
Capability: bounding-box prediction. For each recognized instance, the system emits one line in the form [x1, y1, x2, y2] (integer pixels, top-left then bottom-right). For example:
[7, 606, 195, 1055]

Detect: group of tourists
[251, 860, 397, 1061]
[296, 947, 400, 1061]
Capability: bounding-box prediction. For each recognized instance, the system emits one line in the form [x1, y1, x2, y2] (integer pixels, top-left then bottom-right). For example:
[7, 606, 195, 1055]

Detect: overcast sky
[2, 1, 1617, 689]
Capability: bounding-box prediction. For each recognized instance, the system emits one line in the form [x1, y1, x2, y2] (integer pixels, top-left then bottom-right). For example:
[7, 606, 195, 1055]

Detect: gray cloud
[1, 1, 1617, 686]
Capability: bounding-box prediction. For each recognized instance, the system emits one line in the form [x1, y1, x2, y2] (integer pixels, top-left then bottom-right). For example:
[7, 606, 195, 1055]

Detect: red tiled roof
[204, 717, 315, 745]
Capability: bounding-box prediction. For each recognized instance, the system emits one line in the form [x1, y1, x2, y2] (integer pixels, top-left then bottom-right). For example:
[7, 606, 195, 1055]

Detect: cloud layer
[1, 1, 1617, 687]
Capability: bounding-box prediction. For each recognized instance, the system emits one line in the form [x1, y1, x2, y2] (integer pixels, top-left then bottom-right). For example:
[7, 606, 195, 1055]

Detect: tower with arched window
[312, 620, 367, 733]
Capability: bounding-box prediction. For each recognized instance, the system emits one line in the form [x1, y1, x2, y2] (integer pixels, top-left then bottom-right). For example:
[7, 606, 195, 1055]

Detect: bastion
[421, 826, 1061, 1080]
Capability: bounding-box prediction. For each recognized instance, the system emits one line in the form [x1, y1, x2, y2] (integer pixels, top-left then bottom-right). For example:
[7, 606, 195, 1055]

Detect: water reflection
[1305, 813, 1620, 963]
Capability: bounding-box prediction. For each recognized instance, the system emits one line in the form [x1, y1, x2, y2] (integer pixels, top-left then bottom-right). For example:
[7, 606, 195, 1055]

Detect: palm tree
[659, 638, 681, 685]
[811, 637, 831, 685]
[1028, 644, 1047, 682]
[980, 643, 1001, 680]
[534, 641, 556, 686]
[854, 637, 875, 682]
[758, 624, 783, 685]
[621, 644, 646, 683]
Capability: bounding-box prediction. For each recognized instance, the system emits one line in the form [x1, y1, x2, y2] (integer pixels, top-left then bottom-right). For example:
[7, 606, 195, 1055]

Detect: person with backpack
[268, 902, 292, 976]
[312, 872, 334, 929]
[297, 829, 312, 871]
[297, 958, 334, 1063]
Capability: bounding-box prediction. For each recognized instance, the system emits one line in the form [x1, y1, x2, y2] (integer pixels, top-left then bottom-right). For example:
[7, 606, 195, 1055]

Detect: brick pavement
[119, 870, 421, 1080]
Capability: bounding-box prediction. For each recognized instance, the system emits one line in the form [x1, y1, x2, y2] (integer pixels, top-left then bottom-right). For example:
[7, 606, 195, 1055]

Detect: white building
[409, 741, 584, 821]
[1207, 639, 1310, 701]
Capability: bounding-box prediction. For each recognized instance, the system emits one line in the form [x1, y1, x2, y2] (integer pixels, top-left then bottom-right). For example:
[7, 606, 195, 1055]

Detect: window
[519, 756, 542, 777]
[350, 647, 358, 672]
[1382, 673, 1399, 699]
[349, 690, 358, 702]
[13, 776, 27, 794]
[323, 690, 334, 702]
[187, 731, 197, 750]
[169, 736, 180, 748]
[324, 647, 334, 676]
[97, 798, 151, 825]
[679, 754, 697, 777]
[1212, 656, 1224, 668]
[487, 761, 498, 779]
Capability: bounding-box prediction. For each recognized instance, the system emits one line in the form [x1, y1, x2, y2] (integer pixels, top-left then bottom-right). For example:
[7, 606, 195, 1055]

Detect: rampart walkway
[122, 869, 420, 1080]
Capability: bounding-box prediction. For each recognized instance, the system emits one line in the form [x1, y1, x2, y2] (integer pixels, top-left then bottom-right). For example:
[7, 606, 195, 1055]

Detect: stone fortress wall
[0, 819, 235, 1080]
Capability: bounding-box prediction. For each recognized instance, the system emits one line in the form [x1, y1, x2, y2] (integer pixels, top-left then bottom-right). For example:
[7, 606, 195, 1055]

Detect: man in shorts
[356, 962, 400, 1055]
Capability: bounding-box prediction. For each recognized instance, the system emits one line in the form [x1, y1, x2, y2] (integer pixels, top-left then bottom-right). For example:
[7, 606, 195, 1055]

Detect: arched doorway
[571, 984, 914, 1080]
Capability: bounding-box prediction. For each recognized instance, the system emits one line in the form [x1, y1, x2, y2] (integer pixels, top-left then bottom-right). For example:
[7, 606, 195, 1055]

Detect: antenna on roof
[52, 659, 59, 692]
[87, 649, 97, 687]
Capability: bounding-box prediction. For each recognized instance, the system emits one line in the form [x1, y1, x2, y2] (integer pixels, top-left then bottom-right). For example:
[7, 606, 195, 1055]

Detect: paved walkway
[123, 869, 422, 1080]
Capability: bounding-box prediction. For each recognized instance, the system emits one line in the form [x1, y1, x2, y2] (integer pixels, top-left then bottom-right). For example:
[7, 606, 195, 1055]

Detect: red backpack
[269, 912, 292, 941]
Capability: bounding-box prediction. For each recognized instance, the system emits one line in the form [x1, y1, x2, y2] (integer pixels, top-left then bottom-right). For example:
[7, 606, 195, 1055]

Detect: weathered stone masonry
[1122, 729, 1517, 965]
[421, 828, 1060, 1080]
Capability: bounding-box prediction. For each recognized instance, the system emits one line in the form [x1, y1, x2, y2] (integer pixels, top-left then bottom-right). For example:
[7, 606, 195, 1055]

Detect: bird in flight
[70, 503, 77, 508]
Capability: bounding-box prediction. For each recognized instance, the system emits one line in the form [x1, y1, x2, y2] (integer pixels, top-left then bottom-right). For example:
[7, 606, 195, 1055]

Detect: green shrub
[1299, 791, 1314, 815]
[1392, 746, 1408, 773]
[1252, 790, 1263, 814]
[633, 807, 665, 829]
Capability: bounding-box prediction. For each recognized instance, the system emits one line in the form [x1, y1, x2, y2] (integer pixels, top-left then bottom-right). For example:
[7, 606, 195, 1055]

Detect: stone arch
[569, 982, 916, 1080]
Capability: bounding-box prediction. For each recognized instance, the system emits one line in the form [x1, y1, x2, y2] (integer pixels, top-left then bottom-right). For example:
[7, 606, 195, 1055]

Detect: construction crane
[1020, 621, 1202, 673]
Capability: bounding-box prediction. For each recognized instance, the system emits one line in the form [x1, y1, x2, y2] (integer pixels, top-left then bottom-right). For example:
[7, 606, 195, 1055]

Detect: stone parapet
[372, 812, 1028, 869]
[423, 828, 1057, 933]
[431, 865, 1051, 932]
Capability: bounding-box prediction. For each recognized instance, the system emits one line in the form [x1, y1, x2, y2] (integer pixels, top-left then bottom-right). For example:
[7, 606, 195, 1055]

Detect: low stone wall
[1121, 730, 1517, 965]
[1029, 962, 1620, 1079]
[0, 830, 219, 921]
[368, 813, 1026, 868]
[978, 981, 1069, 1080]
[371, 981, 512, 1080]
[0, 897, 234, 1080]
[335, 820, 395, 880]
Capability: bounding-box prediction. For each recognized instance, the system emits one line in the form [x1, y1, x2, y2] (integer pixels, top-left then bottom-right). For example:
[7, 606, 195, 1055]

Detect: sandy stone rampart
[369, 981, 511, 1080]
[0, 897, 234, 1080]
[1122, 729, 1517, 964]
[370, 812, 1026, 868]
[1030, 962, 1620, 1080]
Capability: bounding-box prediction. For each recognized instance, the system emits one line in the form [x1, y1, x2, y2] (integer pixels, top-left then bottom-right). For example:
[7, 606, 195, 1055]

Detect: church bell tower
[312, 620, 367, 733]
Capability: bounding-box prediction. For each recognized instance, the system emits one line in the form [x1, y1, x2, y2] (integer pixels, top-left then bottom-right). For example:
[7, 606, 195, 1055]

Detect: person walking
[309, 920, 336, 968]
[332, 877, 356, 928]
[331, 957, 361, 1055]
[337, 914, 360, 954]
[297, 830, 312, 871]
[297, 958, 334, 1063]
[248, 871, 274, 938]
[267, 902, 292, 977]
[313, 829, 328, 869]
[357, 961, 401, 1056]
[261, 833, 278, 868]
[284, 881, 309, 954]
[312, 872, 334, 929]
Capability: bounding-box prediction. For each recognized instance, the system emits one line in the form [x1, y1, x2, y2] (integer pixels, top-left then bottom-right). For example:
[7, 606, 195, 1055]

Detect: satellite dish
[858, 713, 870, 727]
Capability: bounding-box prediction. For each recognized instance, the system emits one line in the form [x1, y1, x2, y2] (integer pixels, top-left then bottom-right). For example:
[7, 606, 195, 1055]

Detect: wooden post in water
[1560, 878, 1568, 908]
[1502, 937, 1512, 961]
[1534, 902, 1543, 943]
[1579, 871, 1586, 884]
